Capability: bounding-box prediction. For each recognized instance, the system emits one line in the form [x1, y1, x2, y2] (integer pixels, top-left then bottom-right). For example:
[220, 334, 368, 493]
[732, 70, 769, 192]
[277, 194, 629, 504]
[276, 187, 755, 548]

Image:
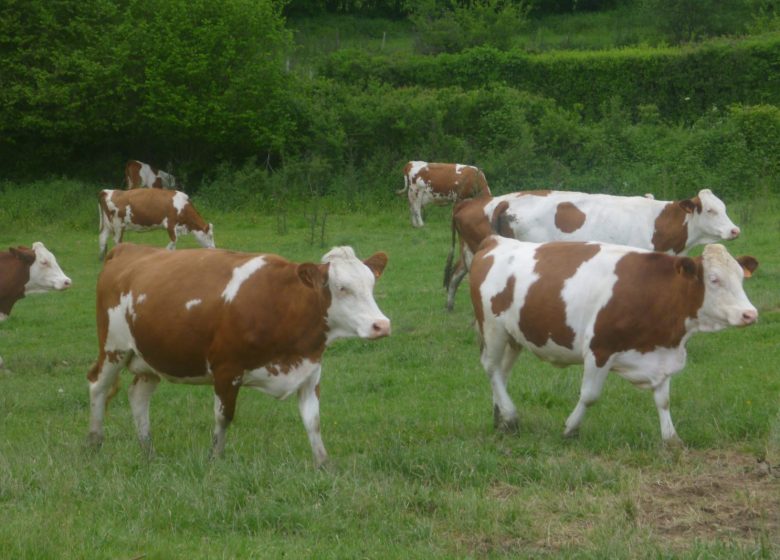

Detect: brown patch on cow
[469, 238, 500, 336]
[491, 274, 515, 317]
[266, 358, 304, 376]
[652, 200, 700, 253]
[590, 252, 704, 367]
[414, 163, 491, 200]
[0, 247, 34, 316]
[514, 190, 551, 198]
[491, 200, 514, 238]
[315, 383, 321, 400]
[554, 202, 586, 233]
[519, 243, 601, 350]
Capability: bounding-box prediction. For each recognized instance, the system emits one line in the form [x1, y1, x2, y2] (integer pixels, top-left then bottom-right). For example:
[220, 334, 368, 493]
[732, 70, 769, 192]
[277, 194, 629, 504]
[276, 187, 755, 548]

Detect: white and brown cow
[470, 235, 758, 442]
[86, 243, 391, 466]
[444, 188, 740, 310]
[398, 161, 491, 228]
[125, 160, 176, 189]
[98, 188, 214, 259]
[0, 242, 72, 368]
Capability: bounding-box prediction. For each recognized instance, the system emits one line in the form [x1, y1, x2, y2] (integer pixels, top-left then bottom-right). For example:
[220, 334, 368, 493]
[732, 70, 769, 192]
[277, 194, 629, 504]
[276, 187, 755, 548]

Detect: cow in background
[86, 243, 391, 466]
[0, 242, 71, 368]
[125, 160, 176, 189]
[444, 188, 741, 310]
[398, 161, 491, 227]
[470, 236, 758, 441]
[98, 189, 215, 260]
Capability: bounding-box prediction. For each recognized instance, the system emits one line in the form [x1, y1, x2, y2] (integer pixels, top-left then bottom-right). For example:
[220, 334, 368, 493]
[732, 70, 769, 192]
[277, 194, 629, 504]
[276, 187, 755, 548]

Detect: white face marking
[24, 242, 72, 294]
[697, 244, 757, 331]
[321, 247, 390, 344]
[171, 191, 189, 215]
[692, 189, 740, 242]
[222, 256, 266, 302]
[193, 226, 215, 248]
[185, 298, 202, 310]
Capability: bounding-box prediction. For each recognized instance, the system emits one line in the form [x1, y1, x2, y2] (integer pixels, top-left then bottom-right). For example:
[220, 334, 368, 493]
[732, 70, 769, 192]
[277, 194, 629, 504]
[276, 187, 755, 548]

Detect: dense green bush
[322, 35, 780, 121]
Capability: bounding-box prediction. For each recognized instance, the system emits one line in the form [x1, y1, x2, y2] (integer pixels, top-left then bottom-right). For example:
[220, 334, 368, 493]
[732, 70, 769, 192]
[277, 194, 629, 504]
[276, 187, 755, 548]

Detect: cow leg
[408, 188, 424, 228]
[297, 366, 327, 468]
[481, 331, 521, 432]
[564, 357, 609, 437]
[127, 373, 160, 456]
[653, 377, 681, 443]
[86, 352, 128, 447]
[165, 223, 177, 250]
[98, 222, 111, 260]
[211, 374, 240, 458]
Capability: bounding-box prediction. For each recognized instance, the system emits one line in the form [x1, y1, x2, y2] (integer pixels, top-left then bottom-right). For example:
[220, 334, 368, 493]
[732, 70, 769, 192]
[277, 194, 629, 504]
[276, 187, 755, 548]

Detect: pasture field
[1, 186, 779, 559]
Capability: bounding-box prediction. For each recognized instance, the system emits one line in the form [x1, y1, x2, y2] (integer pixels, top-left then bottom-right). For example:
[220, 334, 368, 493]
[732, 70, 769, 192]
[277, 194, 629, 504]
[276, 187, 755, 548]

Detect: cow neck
[0, 252, 30, 314]
[651, 201, 693, 254]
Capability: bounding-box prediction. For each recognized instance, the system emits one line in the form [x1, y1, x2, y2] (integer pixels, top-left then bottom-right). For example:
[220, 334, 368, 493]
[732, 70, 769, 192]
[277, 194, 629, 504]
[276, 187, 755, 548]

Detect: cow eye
[339, 286, 350, 294]
[708, 274, 720, 285]
[707, 209, 717, 215]
[40, 259, 49, 266]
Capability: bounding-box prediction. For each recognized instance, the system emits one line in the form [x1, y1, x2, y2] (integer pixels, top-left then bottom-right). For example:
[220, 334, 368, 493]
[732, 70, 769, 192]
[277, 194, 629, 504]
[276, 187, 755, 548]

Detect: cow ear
[678, 199, 697, 214]
[298, 263, 329, 289]
[674, 256, 698, 278]
[363, 252, 388, 279]
[10, 246, 35, 264]
[737, 256, 759, 278]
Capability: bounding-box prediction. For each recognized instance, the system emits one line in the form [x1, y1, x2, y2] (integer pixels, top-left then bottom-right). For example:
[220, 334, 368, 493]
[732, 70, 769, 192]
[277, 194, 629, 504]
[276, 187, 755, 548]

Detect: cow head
[194, 223, 215, 249]
[21, 242, 72, 294]
[682, 189, 740, 243]
[311, 246, 390, 344]
[690, 244, 757, 332]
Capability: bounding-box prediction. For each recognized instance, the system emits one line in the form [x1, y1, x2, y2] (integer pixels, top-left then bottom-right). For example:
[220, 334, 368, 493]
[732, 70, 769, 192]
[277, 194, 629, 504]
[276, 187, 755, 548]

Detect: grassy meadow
[1, 183, 779, 558]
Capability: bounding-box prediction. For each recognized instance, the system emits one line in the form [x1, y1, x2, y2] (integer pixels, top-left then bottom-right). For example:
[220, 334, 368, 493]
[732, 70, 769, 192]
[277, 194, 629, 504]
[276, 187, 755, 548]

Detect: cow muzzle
[368, 318, 391, 339]
[739, 309, 758, 326]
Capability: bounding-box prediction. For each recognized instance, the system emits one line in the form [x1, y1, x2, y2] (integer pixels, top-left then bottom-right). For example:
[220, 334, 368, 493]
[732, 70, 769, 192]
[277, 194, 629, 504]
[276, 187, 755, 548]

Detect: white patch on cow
[172, 191, 189, 215]
[242, 358, 321, 399]
[221, 256, 266, 302]
[185, 298, 202, 310]
[104, 292, 138, 354]
[139, 164, 158, 188]
[610, 345, 690, 389]
[24, 242, 72, 294]
[137, 293, 147, 304]
[321, 247, 390, 344]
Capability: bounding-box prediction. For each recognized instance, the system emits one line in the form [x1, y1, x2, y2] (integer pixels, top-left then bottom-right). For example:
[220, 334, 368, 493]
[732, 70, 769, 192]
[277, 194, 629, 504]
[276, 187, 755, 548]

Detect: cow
[98, 188, 215, 260]
[86, 243, 391, 466]
[0, 242, 72, 368]
[398, 161, 491, 228]
[125, 160, 176, 189]
[469, 235, 758, 442]
[444, 188, 741, 310]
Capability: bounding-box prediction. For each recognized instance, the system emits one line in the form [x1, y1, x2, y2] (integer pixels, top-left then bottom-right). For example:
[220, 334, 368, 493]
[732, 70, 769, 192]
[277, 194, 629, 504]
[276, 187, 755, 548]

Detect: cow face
[684, 189, 740, 242]
[194, 223, 215, 249]
[24, 242, 72, 294]
[319, 247, 390, 343]
[695, 244, 757, 331]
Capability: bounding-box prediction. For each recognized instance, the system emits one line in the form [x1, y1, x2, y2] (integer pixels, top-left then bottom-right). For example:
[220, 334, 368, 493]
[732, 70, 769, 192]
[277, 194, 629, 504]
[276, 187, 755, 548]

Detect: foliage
[409, 0, 530, 53]
[641, 0, 752, 44]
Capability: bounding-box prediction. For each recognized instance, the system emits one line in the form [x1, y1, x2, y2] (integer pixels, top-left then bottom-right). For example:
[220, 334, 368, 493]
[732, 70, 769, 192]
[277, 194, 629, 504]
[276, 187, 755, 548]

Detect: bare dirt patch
[635, 449, 780, 549]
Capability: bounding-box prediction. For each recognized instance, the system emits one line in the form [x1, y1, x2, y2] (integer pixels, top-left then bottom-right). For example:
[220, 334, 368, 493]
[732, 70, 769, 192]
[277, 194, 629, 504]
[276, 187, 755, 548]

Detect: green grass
[1, 185, 779, 558]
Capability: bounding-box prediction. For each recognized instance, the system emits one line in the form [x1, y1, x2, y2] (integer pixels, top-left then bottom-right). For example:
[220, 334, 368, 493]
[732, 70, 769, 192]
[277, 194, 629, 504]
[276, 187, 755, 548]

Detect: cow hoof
[562, 426, 579, 439]
[86, 432, 104, 450]
[662, 435, 685, 448]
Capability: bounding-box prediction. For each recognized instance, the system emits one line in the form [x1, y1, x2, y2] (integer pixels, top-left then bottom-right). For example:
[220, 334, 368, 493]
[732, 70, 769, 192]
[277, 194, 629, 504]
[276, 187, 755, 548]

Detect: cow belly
[241, 358, 320, 399]
[609, 347, 687, 389]
[128, 354, 214, 385]
[123, 219, 167, 232]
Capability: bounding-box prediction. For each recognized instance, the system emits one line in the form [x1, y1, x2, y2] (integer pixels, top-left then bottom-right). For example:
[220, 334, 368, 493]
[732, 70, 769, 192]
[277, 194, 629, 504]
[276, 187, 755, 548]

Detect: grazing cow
[86, 243, 391, 466]
[98, 188, 215, 259]
[125, 160, 176, 189]
[470, 235, 758, 442]
[444, 189, 741, 310]
[398, 161, 491, 228]
[0, 242, 72, 367]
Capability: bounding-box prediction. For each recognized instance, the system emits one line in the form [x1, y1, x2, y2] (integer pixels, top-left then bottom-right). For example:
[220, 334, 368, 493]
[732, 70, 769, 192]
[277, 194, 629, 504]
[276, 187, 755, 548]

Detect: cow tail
[443, 210, 458, 289]
[395, 173, 409, 196]
[97, 191, 108, 233]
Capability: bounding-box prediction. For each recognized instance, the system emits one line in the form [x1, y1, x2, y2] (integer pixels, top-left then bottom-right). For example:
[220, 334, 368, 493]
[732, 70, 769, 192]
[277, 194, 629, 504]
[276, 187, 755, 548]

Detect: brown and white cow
[98, 188, 215, 259]
[470, 235, 758, 442]
[86, 243, 391, 466]
[398, 161, 491, 228]
[444, 189, 740, 310]
[125, 160, 176, 189]
[0, 242, 71, 368]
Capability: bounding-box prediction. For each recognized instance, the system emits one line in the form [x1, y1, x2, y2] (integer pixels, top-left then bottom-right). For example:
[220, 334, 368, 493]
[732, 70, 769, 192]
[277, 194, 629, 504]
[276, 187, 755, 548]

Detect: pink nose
[741, 310, 757, 325]
[730, 227, 740, 239]
[369, 319, 391, 339]
[62, 278, 72, 289]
